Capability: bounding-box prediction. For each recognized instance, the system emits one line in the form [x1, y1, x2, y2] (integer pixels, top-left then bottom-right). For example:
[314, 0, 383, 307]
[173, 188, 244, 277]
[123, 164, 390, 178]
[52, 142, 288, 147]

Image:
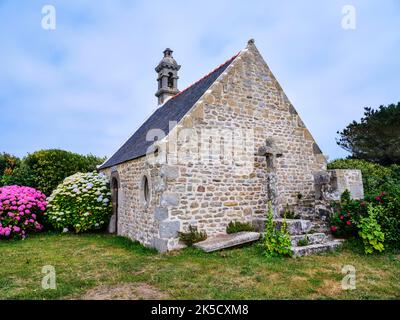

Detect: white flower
[62, 228, 69, 233]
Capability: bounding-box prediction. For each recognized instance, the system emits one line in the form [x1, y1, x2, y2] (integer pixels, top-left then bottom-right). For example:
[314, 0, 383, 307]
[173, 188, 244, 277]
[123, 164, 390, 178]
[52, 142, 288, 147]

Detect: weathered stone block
[160, 193, 180, 206]
[224, 201, 238, 207]
[154, 207, 168, 221]
[153, 177, 166, 192]
[313, 171, 330, 185]
[159, 220, 181, 238]
[152, 237, 169, 253]
[160, 165, 179, 180]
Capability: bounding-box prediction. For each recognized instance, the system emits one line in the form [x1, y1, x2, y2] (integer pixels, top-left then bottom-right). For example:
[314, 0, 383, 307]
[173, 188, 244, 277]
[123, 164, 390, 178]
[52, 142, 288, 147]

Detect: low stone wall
[329, 169, 364, 200]
[314, 169, 364, 201]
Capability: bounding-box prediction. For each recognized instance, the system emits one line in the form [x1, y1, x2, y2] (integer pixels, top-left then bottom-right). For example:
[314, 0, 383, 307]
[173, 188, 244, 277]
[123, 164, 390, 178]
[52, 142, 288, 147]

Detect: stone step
[291, 239, 344, 257]
[290, 233, 327, 247]
[274, 219, 312, 235]
[193, 232, 260, 253]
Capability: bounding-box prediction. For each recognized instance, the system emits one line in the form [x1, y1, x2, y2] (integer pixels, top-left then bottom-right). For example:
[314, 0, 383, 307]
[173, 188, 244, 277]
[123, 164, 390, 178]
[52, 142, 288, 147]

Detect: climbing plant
[262, 202, 292, 257]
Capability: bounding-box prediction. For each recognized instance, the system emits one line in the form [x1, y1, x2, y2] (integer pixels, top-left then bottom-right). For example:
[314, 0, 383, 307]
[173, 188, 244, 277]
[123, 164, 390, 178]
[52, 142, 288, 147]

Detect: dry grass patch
[81, 283, 169, 300]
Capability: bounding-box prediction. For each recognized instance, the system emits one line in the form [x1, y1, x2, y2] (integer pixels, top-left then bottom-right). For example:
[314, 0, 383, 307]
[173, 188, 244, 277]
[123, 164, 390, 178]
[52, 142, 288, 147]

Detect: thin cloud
[0, 0, 399, 161]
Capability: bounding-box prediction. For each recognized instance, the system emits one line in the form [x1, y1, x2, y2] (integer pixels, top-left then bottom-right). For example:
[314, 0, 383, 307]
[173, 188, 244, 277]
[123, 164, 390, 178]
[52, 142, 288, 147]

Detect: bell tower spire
[155, 48, 181, 105]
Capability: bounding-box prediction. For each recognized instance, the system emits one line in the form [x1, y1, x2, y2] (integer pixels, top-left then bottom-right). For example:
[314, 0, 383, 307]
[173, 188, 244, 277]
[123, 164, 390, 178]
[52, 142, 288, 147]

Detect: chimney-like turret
[155, 48, 181, 105]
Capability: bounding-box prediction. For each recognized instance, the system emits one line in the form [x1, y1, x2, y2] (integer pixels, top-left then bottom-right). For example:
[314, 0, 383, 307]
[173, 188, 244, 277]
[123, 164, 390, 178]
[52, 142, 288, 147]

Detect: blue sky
[0, 0, 399, 161]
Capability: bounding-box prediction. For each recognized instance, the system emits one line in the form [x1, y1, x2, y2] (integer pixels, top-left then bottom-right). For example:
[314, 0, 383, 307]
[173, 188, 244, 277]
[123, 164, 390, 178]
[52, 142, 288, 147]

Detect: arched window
[141, 175, 151, 206]
[143, 176, 149, 203]
[167, 72, 174, 88]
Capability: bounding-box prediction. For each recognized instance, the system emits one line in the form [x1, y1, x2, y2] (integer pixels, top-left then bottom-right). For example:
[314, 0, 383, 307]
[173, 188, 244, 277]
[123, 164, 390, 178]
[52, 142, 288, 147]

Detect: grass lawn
[0, 232, 399, 300]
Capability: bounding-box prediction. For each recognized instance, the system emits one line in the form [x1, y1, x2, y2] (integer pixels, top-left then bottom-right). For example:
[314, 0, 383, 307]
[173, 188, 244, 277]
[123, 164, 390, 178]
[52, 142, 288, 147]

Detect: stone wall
[101, 158, 161, 248]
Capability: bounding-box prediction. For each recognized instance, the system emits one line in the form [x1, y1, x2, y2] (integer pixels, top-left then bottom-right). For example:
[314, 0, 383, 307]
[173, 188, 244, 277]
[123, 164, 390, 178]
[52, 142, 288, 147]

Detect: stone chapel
[98, 40, 364, 254]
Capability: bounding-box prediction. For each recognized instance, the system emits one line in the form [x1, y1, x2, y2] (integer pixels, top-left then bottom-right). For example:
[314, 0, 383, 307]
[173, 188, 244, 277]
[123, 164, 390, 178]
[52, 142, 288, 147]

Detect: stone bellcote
[155, 48, 181, 105]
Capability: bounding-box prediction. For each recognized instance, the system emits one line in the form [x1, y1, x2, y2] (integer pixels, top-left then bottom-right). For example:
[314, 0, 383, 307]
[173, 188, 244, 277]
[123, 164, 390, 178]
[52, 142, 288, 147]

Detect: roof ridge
[169, 51, 240, 101]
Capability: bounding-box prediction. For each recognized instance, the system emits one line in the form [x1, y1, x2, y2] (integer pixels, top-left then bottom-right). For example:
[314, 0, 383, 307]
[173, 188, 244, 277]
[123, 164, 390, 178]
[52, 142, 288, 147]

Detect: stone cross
[257, 138, 283, 216]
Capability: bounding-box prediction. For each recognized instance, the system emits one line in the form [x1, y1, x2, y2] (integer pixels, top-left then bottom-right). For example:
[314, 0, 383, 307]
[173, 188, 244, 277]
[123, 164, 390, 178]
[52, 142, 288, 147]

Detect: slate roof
[99, 53, 238, 169]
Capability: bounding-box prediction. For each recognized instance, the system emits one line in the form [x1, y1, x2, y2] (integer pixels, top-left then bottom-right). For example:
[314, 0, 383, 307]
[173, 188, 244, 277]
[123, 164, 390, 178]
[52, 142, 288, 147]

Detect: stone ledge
[290, 233, 327, 247]
[292, 239, 344, 257]
[193, 232, 260, 253]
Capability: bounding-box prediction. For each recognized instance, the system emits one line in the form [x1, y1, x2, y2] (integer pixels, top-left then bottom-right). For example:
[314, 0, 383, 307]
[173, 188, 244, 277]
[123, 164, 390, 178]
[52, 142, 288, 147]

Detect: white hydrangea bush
[46, 172, 112, 233]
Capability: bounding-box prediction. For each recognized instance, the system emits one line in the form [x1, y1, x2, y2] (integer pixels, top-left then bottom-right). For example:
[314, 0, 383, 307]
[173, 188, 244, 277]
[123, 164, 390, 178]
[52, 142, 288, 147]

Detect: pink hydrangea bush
[0, 185, 46, 239]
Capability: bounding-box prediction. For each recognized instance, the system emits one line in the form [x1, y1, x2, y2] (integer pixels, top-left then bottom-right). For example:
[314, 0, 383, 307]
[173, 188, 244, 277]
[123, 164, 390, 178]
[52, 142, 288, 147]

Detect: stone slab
[193, 232, 260, 253]
[292, 239, 344, 257]
[159, 220, 180, 238]
[154, 207, 168, 221]
[151, 237, 169, 253]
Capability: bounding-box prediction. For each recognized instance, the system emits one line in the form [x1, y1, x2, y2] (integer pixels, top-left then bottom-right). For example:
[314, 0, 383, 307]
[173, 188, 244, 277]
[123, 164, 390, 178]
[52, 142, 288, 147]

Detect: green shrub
[226, 221, 254, 234]
[0, 153, 25, 187]
[262, 202, 292, 257]
[358, 205, 385, 254]
[178, 225, 207, 246]
[0, 161, 35, 187]
[23, 149, 105, 195]
[0, 149, 106, 195]
[297, 236, 309, 247]
[330, 189, 366, 238]
[331, 190, 400, 249]
[46, 172, 112, 233]
[373, 189, 400, 248]
[0, 153, 20, 176]
[283, 204, 300, 219]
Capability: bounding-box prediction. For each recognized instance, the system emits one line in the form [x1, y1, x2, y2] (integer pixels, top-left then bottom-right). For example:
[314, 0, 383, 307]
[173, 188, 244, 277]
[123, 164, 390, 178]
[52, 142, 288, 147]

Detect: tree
[336, 102, 400, 165]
